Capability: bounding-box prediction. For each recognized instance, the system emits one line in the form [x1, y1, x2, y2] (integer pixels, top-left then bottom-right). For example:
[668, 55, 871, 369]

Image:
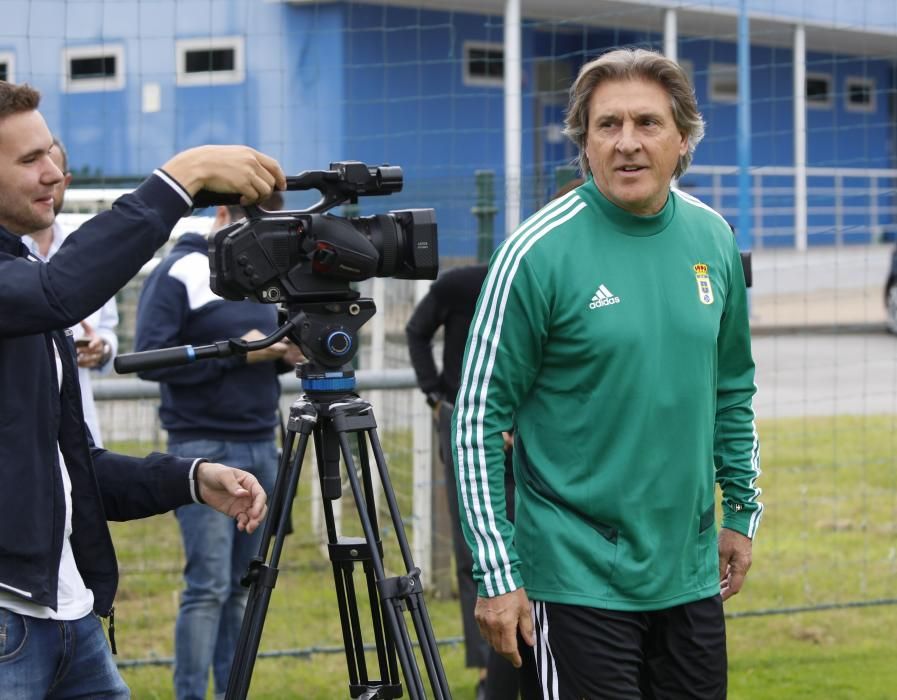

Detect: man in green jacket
[453, 48, 761, 699]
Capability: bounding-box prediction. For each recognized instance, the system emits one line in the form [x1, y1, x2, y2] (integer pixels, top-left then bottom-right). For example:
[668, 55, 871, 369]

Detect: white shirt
[0, 342, 94, 619]
[22, 221, 119, 446]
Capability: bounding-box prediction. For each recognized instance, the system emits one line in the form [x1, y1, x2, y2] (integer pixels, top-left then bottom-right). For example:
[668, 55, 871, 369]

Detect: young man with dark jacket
[0, 80, 284, 698]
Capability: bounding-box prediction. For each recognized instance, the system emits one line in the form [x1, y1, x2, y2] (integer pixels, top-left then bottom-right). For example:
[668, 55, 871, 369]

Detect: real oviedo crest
[693, 263, 714, 305]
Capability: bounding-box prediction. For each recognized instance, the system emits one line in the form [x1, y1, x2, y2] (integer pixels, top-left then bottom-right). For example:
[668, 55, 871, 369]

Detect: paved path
[747, 244, 897, 417]
[750, 244, 892, 332]
[752, 332, 897, 418]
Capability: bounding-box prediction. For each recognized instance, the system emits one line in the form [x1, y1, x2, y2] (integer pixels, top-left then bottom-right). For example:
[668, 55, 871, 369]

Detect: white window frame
[463, 41, 504, 88]
[805, 72, 833, 109]
[709, 62, 738, 103]
[62, 44, 125, 93]
[176, 36, 245, 87]
[844, 76, 875, 113]
[0, 52, 15, 83]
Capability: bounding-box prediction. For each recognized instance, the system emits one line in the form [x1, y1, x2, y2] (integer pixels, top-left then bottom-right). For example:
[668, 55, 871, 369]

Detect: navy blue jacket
[134, 233, 284, 441]
[0, 174, 198, 614]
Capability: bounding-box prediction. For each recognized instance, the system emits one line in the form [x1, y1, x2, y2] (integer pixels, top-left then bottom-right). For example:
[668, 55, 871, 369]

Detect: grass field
[107, 414, 897, 698]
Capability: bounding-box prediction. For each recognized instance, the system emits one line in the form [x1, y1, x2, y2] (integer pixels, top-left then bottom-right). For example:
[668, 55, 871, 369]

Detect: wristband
[193, 460, 207, 504]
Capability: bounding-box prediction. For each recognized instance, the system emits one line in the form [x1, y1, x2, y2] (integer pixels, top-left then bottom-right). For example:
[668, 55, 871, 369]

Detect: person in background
[134, 197, 303, 700]
[23, 136, 119, 446]
[454, 48, 761, 699]
[0, 78, 280, 699]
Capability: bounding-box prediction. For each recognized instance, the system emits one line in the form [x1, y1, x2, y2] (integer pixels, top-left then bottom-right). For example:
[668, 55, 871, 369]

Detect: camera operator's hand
[195, 461, 268, 534]
[162, 145, 287, 205]
[281, 339, 306, 366]
[241, 328, 291, 364]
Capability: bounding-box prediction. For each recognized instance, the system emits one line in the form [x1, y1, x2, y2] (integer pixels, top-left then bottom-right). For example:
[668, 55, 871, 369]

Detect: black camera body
[207, 161, 438, 304]
[116, 163, 437, 376]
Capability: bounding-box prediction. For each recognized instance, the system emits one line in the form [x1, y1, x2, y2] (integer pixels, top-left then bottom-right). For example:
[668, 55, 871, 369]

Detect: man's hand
[161, 145, 287, 205]
[718, 527, 753, 601]
[281, 339, 306, 367]
[475, 588, 534, 668]
[75, 320, 109, 369]
[195, 462, 268, 534]
[501, 431, 514, 452]
[241, 329, 290, 364]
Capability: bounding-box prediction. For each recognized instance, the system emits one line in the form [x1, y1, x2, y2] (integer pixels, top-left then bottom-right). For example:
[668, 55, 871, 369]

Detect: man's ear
[63, 173, 73, 189]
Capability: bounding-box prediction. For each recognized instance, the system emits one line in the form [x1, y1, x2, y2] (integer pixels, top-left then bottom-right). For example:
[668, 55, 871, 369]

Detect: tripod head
[115, 297, 375, 388]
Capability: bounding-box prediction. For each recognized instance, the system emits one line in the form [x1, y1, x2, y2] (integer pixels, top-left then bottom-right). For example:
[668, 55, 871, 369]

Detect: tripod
[225, 363, 452, 699]
[115, 297, 451, 698]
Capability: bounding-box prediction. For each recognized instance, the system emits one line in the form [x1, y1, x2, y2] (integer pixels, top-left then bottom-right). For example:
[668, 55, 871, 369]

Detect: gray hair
[563, 48, 705, 180]
[51, 136, 69, 173]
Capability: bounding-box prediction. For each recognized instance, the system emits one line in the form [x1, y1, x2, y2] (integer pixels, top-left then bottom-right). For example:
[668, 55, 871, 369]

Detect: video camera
[197, 160, 438, 304]
[115, 162, 437, 376]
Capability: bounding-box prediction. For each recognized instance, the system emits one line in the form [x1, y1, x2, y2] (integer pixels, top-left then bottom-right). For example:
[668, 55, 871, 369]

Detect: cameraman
[22, 136, 120, 447]
[134, 200, 303, 700]
[0, 80, 283, 698]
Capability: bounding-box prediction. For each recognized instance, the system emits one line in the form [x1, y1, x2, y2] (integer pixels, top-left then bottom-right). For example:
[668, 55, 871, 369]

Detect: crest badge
[694, 263, 714, 305]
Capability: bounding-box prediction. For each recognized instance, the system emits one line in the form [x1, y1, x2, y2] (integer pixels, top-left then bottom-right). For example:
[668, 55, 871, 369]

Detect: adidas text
[589, 296, 620, 309]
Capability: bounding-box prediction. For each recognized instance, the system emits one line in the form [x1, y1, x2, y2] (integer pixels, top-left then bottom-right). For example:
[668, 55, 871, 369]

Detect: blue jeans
[168, 438, 278, 700]
[0, 609, 129, 699]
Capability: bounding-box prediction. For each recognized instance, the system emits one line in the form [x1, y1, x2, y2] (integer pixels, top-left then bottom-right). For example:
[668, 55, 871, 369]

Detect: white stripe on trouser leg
[532, 601, 559, 699]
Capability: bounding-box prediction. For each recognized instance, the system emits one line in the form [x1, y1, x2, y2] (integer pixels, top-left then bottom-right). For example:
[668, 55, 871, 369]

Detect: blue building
[2, 0, 895, 252]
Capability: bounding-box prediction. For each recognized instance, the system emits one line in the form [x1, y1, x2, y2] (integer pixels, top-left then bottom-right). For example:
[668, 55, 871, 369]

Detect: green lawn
[108, 414, 897, 698]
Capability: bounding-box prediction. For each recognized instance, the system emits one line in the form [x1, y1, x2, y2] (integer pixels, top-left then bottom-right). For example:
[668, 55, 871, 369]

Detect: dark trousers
[519, 597, 727, 700]
[438, 401, 520, 699]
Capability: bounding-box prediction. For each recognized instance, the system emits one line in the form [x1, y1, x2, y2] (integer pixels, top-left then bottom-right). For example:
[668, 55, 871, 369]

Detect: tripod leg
[367, 428, 451, 698]
[226, 391, 452, 700]
[315, 417, 405, 699]
[336, 438, 423, 699]
[353, 432, 400, 684]
[330, 400, 452, 700]
[225, 399, 315, 700]
[362, 556, 399, 685]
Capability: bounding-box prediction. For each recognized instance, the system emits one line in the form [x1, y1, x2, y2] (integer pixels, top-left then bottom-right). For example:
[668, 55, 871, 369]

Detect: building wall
[2, 0, 895, 250]
[341, 3, 524, 255]
[680, 0, 897, 32]
[3, 0, 345, 182]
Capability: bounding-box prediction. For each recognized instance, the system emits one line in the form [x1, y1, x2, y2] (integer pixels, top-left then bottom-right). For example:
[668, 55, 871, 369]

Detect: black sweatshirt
[405, 263, 488, 404]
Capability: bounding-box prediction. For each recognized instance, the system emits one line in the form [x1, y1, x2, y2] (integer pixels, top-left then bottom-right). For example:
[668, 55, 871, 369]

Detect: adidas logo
[589, 284, 621, 309]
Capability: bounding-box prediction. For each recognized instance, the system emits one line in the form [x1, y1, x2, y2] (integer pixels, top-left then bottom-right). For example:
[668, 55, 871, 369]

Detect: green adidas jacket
[452, 179, 762, 610]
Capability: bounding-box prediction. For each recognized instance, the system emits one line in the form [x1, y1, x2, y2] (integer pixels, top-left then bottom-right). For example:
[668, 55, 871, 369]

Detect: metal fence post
[554, 165, 578, 193]
[430, 417, 454, 599]
[472, 170, 498, 262]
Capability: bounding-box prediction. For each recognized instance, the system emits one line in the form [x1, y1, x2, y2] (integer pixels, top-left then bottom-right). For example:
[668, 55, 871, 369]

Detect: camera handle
[116, 299, 377, 377]
[225, 370, 452, 699]
[113, 316, 300, 374]
[192, 161, 403, 213]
